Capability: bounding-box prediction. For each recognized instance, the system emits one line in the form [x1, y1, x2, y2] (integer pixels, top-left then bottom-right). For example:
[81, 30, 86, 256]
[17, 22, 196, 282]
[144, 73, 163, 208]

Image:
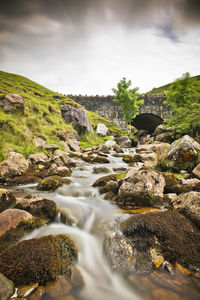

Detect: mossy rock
[37, 176, 71, 191]
[15, 194, 58, 222]
[0, 217, 44, 253]
[92, 174, 118, 187]
[121, 211, 200, 271]
[0, 234, 79, 286]
[0, 189, 16, 212]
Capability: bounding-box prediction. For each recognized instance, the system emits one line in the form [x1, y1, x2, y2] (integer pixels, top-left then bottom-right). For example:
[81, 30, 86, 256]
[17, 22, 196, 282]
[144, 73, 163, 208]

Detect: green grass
[0, 71, 125, 157]
[87, 111, 126, 137]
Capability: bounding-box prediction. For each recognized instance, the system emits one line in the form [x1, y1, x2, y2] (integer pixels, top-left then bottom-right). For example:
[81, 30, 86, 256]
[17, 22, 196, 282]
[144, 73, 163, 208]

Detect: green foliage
[112, 77, 144, 124]
[147, 75, 200, 95]
[164, 73, 200, 136]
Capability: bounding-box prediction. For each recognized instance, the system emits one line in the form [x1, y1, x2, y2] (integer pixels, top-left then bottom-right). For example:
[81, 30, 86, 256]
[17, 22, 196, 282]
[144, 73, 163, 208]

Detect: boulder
[96, 123, 108, 137]
[93, 174, 118, 187]
[155, 132, 175, 143]
[164, 135, 200, 171]
[139, 136, 154, 145]
[113, 144, 123, 153]
[93, 166, 111, 174]
[48, 164, 72, 177]
[0, 234, 79, 285]
[136, 143, 169, 159]
[116, 136, 132, 148]
[0, 94, 24, 112]
[0, 189, 16, 212]
[43, 144, 59, 151]
[0, 272, 15, 300]
[192, 163, 200, 179]
[28, 153, 48, 165]
[15, 194, 57, 222]
[105, 180, 119, 194]
[103, 231, 136, 273]
[98, 145, 110, 153]
[0, 152, 29, 180]
[172, 192, 200, 229]
[0, 208, 42, 253]
[118, 168, 165, 207]
[153, 124, 175, 136]
[37, 176, 71, 191]
[123, 153, 157, 168]
[93, 155, 110, 164]
[60, 104, 92, 133]
[51, 150, 74, 168]
[33, 136, 46, 148]
[105, 140, 116, 148]
[121, 210, 200, 271]
[60, 141, 71, 152]
[57, 130, 67, 141]
[67, 139, 80, 152]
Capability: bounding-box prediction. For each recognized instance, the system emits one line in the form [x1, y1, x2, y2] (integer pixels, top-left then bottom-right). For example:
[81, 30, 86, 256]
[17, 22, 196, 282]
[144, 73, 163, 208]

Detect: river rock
[153, 124, 174, 136]
[60, 104, 92, 133]
[0, 94, 24, 112]
[164, 135, 200, 171]
[96, 123, 108, 137]
[0, 152, 29, 180]
[0, 234, 79, 285]
[113, 144, 123, 153]
[172, 192, 200, 229]
[48, 164, 72, 177]
[136, 143, 169, 159]
[98, 145, 110, 153]
[0, 189, 16, 212]
[105, 180, 119, 194]
[105, 140, 116, 148]
[103, 231, 136, 273]
[37, 176, 71, 191]
[116, 136, 132, 148]
[118, 168, 165, 207]
[192, 163, 200, 179]
[93, 155, 110, 164]
[28, 153, 48, 165]
[15, 194, 57, 222]
[155, 132, 175, 143]
[44, 276, 72, 298]
[123, 153, 157, 168]
[0, 208, 42, 253]
[93, 174, 118, 187]
[51, 150, 74, 168]
[121, 210, 200, 271]
[67, 139, 80, 152]
[0, 272, 15, 300]
[93, 166, 111, 174]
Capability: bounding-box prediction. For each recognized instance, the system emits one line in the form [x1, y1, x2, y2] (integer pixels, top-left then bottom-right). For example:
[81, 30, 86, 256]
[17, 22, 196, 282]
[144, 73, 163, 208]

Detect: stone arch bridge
[68, 94, 171, 133]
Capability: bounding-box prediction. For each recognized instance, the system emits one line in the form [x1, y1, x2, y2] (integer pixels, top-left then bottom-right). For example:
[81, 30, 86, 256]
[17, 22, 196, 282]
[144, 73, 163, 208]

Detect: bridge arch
[132, 113, 163, 133]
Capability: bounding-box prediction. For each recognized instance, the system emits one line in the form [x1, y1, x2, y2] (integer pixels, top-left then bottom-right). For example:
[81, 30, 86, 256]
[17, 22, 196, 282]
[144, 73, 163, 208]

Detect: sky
[0, 0, 200, 95]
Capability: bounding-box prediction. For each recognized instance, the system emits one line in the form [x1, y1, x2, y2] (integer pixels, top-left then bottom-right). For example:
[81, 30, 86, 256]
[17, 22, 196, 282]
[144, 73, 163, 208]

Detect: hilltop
[146, 75, 200, 95]
[0, 71, 124, 158]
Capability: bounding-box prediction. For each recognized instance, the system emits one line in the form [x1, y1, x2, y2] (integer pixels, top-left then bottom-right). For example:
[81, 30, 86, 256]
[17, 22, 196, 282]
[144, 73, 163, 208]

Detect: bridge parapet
[68, 94, 171, 129]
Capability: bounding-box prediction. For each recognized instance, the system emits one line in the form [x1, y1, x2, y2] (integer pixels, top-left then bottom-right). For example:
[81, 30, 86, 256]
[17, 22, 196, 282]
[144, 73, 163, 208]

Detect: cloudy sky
[0, 0, 200, 95]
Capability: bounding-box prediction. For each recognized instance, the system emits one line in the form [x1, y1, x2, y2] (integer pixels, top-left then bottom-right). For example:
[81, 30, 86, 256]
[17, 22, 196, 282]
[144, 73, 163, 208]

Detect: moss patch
[0, 234, 79, 285]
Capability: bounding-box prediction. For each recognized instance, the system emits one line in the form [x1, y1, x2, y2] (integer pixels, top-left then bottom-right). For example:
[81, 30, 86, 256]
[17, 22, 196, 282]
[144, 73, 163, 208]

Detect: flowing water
[13, 152, 141, 300]
[10, 151, 200, 300]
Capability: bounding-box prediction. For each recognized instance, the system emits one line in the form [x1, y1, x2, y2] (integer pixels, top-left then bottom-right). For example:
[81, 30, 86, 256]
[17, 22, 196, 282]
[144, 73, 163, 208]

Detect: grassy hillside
[147, 75, 200, 95]
[0, 71, 124, 157]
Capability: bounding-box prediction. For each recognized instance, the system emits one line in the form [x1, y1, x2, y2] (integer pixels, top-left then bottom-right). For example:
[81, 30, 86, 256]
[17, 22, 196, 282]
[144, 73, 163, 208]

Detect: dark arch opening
[132, 113, 163, 133]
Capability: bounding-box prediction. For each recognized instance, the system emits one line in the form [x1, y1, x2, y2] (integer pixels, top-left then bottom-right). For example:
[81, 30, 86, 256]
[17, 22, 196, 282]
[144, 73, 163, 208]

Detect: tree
[112, 77, 144, 124]
[164, 73, 200, 136]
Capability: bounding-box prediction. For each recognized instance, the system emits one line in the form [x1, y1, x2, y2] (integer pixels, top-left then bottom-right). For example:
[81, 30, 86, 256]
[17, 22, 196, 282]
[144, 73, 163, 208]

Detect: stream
[11, 151, 143, 300]
[9, 150, 200, 300]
